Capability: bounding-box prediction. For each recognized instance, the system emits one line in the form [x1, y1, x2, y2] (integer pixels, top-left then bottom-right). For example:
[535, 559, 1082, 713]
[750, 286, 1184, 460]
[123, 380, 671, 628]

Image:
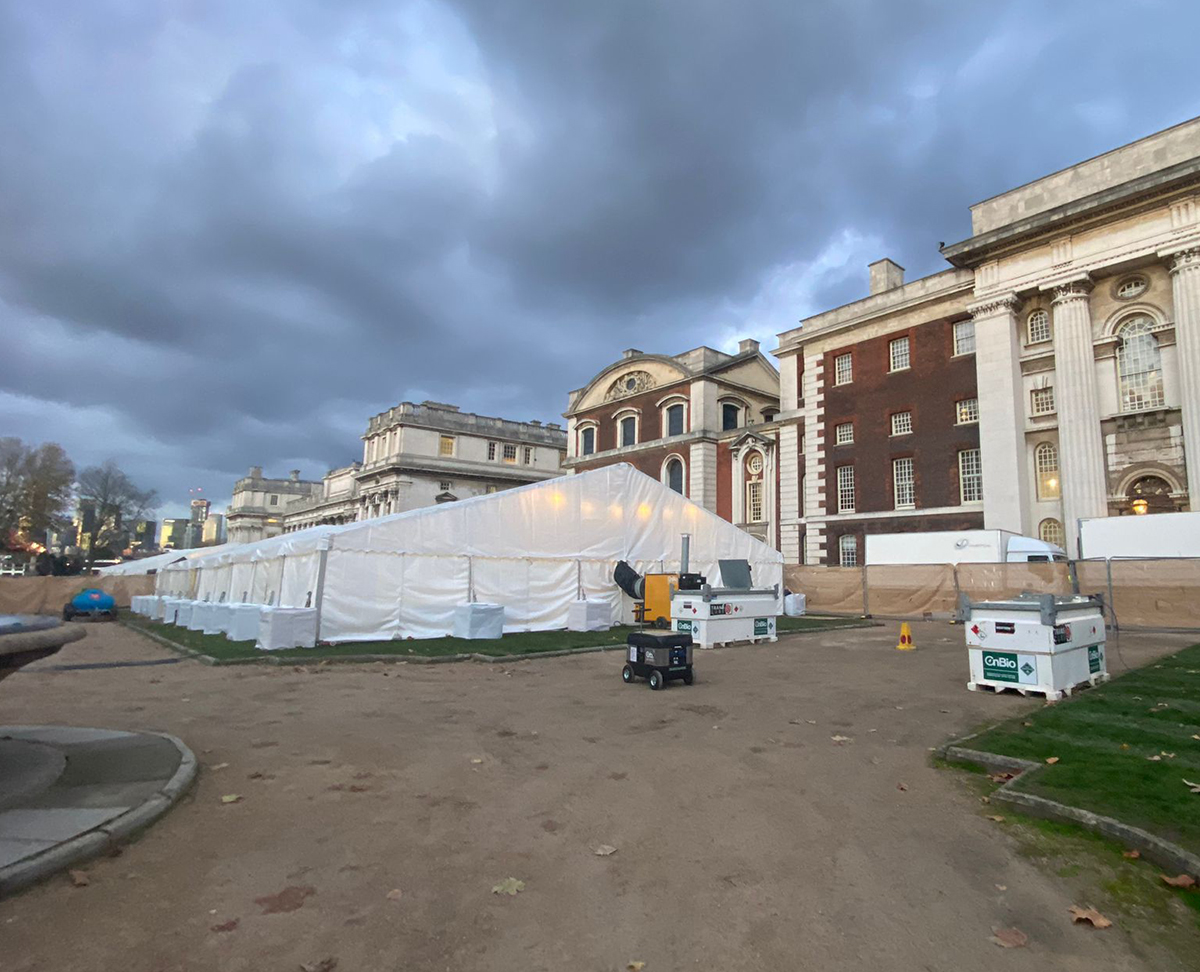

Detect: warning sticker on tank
[629, 645, 637, 662]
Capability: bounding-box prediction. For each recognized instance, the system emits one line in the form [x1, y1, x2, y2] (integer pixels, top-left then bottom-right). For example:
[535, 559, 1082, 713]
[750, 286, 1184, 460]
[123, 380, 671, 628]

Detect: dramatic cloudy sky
[2, 1, 1198, 519]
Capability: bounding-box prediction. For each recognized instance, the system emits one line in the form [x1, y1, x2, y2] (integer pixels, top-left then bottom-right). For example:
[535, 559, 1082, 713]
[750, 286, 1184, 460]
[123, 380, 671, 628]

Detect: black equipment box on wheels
[622, 630, 694, 690]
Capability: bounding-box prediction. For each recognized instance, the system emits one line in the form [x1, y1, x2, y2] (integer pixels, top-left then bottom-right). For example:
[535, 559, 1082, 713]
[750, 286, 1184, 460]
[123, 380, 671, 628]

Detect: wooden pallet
[967, 672, 1110, 703]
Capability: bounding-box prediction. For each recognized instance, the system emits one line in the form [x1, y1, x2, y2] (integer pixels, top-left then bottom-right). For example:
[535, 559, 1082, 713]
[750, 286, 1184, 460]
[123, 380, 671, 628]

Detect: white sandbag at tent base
[154, 464, 783, 645]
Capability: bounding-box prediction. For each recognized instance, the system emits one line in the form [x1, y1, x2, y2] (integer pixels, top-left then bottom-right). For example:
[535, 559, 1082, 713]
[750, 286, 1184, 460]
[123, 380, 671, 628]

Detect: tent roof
[163, 464, 781, 571]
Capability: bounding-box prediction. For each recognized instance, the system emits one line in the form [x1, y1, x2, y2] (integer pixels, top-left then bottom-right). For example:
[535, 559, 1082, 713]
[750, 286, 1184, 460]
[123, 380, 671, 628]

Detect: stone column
[969, 294, 1029, 534]
[1050, 280, 1109, 554]
[1167, 247, 1200, 500]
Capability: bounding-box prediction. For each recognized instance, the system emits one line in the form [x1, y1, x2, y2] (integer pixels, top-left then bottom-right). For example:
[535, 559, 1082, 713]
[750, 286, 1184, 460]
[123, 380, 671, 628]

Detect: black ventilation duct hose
[613, 560, 644, 600]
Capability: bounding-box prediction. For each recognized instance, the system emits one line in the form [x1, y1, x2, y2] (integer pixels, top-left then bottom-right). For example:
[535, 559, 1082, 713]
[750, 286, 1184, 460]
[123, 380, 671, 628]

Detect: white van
[865, 530, 1067, 565]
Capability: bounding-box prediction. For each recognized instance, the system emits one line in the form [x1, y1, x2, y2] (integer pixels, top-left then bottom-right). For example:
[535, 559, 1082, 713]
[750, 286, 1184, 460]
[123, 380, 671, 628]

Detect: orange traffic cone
[895, 622, 915, 651]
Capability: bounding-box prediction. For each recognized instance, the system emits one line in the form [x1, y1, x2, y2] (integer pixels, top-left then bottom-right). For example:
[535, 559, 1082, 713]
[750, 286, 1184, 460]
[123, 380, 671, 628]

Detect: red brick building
[563, 342, 782, 548]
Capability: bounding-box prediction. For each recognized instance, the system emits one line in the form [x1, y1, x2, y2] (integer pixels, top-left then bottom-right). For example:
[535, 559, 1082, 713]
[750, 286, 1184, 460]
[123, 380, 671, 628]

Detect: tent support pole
[313, 542, 331, 642]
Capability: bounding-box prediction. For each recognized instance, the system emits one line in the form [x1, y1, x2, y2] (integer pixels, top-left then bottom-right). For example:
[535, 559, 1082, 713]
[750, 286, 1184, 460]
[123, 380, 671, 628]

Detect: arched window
[1117, 317, 1165, 412]
[744, 452, 765, 523]
[1038, 518, 1064, 547]
[665, 403, 685, 437]
[1126, 475, 1173, 515]
[1027, 309, 1051, 344]
[619, 415, 637, 446]
[664, 457, 685, 494]
[1034, 443, 1060, 500]
[579, 426, 596, 456]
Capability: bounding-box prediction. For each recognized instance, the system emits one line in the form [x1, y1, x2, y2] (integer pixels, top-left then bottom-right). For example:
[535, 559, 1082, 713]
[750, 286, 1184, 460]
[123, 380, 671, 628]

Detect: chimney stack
[738, 338, 760, 355]
[622, 348, 642, 359]
[289, 469, 300, 482]
[249, 465, 262, 479]
[868, 258, 905, 295]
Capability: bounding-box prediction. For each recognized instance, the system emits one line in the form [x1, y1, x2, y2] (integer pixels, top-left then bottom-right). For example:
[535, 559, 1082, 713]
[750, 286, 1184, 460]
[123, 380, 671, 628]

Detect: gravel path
[1, 621, 1193, 971]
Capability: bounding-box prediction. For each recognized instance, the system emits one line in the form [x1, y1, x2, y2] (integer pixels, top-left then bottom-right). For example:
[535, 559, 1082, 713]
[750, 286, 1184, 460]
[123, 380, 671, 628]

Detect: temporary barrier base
[967, 671, 1110, 703]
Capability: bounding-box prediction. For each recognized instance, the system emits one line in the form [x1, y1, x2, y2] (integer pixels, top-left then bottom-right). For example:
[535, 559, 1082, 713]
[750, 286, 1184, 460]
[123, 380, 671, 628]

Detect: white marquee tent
[155, 464, 783, 643]
[99, 544, 234, 576]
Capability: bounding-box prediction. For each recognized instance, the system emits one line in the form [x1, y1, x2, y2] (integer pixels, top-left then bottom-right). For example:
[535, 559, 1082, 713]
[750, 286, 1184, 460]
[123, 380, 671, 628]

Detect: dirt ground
[1, 621, 1195, 971]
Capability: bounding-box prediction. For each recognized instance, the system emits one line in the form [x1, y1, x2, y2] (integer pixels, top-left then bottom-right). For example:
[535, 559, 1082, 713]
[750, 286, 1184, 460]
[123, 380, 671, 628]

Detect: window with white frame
[439, 435, 456, 457]
[893, 457, 915, 509]
[890, 411, 913, 436]
[836, 465, 855, 513]
[1116, 316, 1165, 411]
[721, 402, 741, 431]
[579, 428, 595, 456]
[746, 480, 764, 523]
[620, 415, 637, 446]
[523, 447, 533, 465]
[835, 422, 854, 445]
[488, 441, 497, 461]
[503, 443, 518, 463]
[665, 402, 685, 437]
[1115, 276, 1147, 300]
[953, 320, 976, 355]
[439, 481, 452, 492]
[889, 336, 910, 372]
[1035, 442, 1060, 500]
[664, 457, 685, 494]
[959, 449, 982, 503]
[1039, 518, 1065, 547]
[1031, 386, 1055, 416]
[956, 398, 979, 425]
[834, 352, 853, 385]
[838, 534, 858, 567]
[1027, 309, 1051, 344]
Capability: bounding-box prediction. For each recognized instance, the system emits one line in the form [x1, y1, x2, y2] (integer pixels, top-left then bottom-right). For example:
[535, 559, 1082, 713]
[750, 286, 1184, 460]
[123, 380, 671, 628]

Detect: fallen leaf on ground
[386, 889, 403, 901]
[1160, 873, 1197, 889]
[470, 758, 484, 764]
[1160, 752, 1176, 759]
[1147, 755, 1163, 762]
[988, 772, 1015, 783]
[830, 735, 852, 744]
[255, 885, 316, 914]
[986, 815, 1005, 823]
[989, 927, 1027, 948]
[805, 720, 816, 725]
[491, 877, 525, 895]
[68, 870, 89, 887]
[211, 762, 229, 771]
[220, 794, 242, 804]
[980, 796, 990, 804]
[594, 844, 618, 856]
[210, 919, 238, 933]
[1044, 756, 1059, 765]
[1120, 743, 1131, 750]
[1122, 850, 1141, 860]
[896, 782, 908, 792]
[1068, 905, 1112, 928]
[1185, 779, 1200, 794]
[995, 884, 1007, 891]
[299, 959, 337, 972]
[1192, 735, 1200, 741]
[627, 963, 646, 971]
[1022, 721, 1033, 727]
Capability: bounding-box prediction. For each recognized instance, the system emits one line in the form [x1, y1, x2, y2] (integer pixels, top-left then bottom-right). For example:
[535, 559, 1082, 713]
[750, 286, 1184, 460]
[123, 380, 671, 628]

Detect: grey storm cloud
[1, 0, 1197, 517]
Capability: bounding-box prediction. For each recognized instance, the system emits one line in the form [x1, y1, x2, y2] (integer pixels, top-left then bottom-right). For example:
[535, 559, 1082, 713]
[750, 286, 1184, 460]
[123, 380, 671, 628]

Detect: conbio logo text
[983, 654, 1017, 668]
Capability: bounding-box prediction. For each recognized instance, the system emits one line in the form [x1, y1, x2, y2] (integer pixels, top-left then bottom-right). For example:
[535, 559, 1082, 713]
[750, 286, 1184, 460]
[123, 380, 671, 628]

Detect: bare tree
[76, 461, 157, 568]
[0, 438, 76, 550]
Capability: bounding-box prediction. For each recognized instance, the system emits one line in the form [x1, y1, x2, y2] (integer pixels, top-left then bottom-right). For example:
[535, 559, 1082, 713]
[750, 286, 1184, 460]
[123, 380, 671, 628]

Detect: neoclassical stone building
[229, 402, 567, 542]
[776, 116, 1200, 563]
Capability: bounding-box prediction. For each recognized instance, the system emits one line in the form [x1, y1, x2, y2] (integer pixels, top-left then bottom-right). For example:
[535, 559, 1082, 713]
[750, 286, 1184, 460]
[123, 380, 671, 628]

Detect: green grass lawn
[965, 643, 1200, 854]
[121, 610, 863, 662]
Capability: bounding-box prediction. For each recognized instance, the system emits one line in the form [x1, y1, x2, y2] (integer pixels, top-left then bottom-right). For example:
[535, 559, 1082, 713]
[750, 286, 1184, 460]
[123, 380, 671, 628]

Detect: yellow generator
[636, 573, 678, 629]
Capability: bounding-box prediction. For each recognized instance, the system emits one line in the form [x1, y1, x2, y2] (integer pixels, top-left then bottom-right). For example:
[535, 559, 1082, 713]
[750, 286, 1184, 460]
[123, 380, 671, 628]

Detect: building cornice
[942, 160, 1200, 268]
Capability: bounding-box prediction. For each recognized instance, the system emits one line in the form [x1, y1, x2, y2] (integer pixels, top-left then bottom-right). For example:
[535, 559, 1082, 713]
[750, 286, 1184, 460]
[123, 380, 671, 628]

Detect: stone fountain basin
[0, 616, 86, 683]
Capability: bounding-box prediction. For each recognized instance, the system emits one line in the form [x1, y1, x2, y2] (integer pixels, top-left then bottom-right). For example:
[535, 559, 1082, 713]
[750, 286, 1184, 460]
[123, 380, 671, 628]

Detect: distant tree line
[0, 438, 157, 571]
